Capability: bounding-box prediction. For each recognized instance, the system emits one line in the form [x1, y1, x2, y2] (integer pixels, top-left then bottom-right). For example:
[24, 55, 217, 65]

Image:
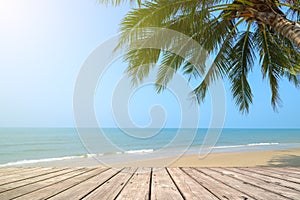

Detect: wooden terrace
[0, 167, 300, 199]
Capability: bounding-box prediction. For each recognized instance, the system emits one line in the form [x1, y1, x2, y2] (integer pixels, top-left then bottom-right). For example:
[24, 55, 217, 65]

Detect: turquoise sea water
[0, 128, 300, 166]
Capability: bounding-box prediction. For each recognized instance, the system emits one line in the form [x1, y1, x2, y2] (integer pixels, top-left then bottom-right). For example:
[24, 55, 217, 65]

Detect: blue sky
[0, 0, 299, 128]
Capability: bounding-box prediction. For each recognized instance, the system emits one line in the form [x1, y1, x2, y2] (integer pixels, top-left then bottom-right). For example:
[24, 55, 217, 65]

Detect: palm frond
[228, 23, 255, 114]
[182, 61, 202, 80]
[99, 0, 300, 113]
[253, 23, 300, 110]
[193, 18, 243, 104]
[199, 12, 235, 53]
[278, 1, 300, 21]
[255, 25, 283, 110]
[118, 0, 206, 48]
[125, 48, 161, 85]
[155, 52, 184, 92]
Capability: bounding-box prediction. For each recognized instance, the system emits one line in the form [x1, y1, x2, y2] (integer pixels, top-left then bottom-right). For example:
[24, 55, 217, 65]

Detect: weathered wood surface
[0, 167, 299, 200]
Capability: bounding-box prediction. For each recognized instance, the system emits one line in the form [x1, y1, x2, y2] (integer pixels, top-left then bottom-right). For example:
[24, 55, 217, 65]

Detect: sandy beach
[15, 147, 300, 168]
[114, 147, 300, 167]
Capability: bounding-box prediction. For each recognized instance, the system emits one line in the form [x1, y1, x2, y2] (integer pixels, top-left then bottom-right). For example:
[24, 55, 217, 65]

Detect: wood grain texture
[82, 167, 137, 200]
[14, 168, 107, 200]
[198, 168, 289, 200]
[228, 168, 300, 192]
[116, 167, 151, 200]
[0, 168, 88, 199]
[167, 168, 219, 200]
[0, 167, 299, 200]
[0, 167, 63, 186]
[212, 168, 300, 199]
[242, 167, 300, 184]
[151, 168, 183, 200]
[49, 168, 119, 200]
[183, 167, 253, 200]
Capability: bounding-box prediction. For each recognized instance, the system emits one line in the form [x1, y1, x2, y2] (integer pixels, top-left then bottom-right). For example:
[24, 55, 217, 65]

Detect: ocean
[1, 128, 300, 166]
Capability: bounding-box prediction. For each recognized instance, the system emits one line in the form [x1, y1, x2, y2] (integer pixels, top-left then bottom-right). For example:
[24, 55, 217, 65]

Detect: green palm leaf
[99, 0, 300, 113]
[228, 22, 254, 113]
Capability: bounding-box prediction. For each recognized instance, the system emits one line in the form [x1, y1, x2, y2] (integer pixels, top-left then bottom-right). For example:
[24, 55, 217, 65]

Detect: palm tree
[100, 0, 300, 113]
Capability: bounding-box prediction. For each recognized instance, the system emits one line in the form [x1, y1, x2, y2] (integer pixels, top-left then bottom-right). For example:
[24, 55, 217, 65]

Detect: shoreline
[2, 147, 300, 168]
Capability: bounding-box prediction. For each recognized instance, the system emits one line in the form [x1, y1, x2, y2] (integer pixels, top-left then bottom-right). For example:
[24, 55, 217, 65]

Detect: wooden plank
[151, 168, 183, 200]
[226, 168, 300, 191]
[197, 168, 288, 200]
[116, 167, 151, 200]
[14, 168, 107, 200]
[0, 167, 299, 200]
[0, 167, 19, 173]
[49, 168, 120, 200]
[167, 168, 218, 200]
[0, 168, 89, 199]
[213, 168, 300, 199]
[82, 168, 137, 200]
[286, 167, 300, 172]
[0, 168, 37, 180]
[182, 168, 253, 200]
[261, 167, 300, 180]
[234, 168, 300, 189]
[0, 167, 38, 176]
[268, 167, 300, 177]
[243, 167, 300, 184]
[0, 167, 64, 186]
[0, 168, 74, 193]
[270, 167, 300, 176]
[0, 167, 27, 173]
